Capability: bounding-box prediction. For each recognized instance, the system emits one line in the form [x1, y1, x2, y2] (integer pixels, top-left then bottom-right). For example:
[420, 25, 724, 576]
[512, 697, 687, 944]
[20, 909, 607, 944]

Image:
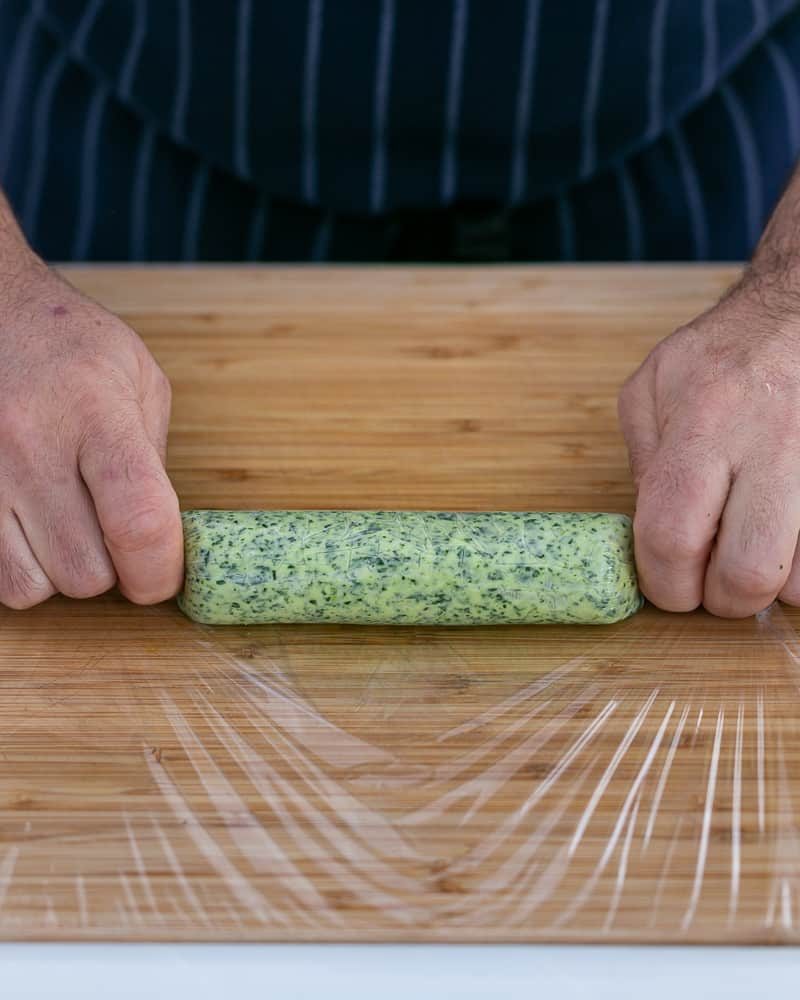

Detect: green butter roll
[178, 510, 643, 626]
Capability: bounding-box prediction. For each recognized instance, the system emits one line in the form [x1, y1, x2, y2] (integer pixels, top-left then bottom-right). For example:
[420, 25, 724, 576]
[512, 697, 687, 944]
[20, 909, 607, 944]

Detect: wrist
[0, 247, 55, 317]
[0, 192, 50, 310]
[722, 262, 800, 329]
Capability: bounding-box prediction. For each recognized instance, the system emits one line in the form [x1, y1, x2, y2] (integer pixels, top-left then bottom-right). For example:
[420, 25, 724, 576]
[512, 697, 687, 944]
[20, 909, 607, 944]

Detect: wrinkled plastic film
[1, 596, 800, 941]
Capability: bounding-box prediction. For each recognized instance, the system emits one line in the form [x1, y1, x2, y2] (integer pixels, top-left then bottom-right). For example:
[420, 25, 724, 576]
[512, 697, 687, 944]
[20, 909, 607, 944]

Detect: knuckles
[778, 583, 800, 608]
[1, 590, 46, 611]
[120, 579, 180, 606]
[58, 574, 115, 600]
[635, 517, 709, 568]
[0, 560, 52, 610]
[713, 559, 781, 602]
[53, 548, 116, 599]
[102, 501, 178, 554]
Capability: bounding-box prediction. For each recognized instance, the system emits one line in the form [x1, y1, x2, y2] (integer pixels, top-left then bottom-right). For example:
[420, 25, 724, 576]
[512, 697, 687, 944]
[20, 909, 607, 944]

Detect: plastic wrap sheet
[0, 594, 799, 942]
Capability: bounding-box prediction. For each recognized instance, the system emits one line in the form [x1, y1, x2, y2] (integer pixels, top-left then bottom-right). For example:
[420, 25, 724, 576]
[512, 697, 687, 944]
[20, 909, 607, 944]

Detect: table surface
[3, 944, 800, 999]
[3, 264, 799, 945]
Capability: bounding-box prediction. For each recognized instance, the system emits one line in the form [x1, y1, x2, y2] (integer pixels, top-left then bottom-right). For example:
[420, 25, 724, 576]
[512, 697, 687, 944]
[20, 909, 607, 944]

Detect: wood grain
[5, 264, 798, 943]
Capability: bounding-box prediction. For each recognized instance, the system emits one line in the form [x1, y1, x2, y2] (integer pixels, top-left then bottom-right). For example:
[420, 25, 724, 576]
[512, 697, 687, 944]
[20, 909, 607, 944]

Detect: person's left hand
[618, 277, 800, 618]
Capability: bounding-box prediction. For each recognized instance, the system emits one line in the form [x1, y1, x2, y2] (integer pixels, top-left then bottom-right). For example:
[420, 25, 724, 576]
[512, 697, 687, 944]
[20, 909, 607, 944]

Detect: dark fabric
[1, 0, 799, 262]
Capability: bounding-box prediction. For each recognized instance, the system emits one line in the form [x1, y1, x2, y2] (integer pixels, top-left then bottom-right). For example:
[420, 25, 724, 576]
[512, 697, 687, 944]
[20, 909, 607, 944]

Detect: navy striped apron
[1, 0, 799, 262]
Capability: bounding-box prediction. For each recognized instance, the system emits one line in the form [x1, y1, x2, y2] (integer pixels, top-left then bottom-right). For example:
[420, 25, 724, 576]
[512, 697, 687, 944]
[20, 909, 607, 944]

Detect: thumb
[78, 403, 184, 604]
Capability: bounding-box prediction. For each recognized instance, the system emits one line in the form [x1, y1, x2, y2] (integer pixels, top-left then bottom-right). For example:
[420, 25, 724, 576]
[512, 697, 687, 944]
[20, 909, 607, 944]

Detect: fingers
[14, 474, 116, 600]
[618, 368, 659, 486]
[0, 510, 56, 610]
[778, 534, 800, 607]
[632, 442, 731, 612]
[705, 461, 800, 618]
[139, 362, 172, 466]
[621, 366, 729, 613]
[78, 412, 183, 604]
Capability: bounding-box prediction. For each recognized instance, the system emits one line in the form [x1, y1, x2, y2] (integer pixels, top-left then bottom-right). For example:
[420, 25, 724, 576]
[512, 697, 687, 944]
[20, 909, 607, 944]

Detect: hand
[618, 277, 800, 618]
[0, 259, 183, 608]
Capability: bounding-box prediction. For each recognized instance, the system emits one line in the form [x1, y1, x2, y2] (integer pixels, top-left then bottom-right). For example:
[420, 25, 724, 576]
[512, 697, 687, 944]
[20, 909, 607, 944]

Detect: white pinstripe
[130, 123, 156, 260]
[701, 0, 717, 97]
[765, 36, 800, 155]
[670, 124, 709, 259]
[752, 0, 769, 33]
[370, 0, 395, 214]
[580, 0, 610, 179]
[21, 47, 69, 240]
[646, 0, 670, 141]
[719, 81, 764, 250]
[119, 0, 147, 101]
[234, 0, 252, 178]
[181, 162, 210, 261]
[440, 0, 469, 204]
[509, 0, 541, 205]
[73, 0, 104, 58]
[556, 191, 576, 261]
[72, 84, 108, 260]
[617, 162, 644, 261]
[302, 0, 324, 203]
[0, 5, 38, 183]
[172, 0, 192, 142]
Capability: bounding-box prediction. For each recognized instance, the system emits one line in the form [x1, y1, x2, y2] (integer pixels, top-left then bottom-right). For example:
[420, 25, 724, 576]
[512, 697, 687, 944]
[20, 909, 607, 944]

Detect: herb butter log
[178, 510, 642, 626]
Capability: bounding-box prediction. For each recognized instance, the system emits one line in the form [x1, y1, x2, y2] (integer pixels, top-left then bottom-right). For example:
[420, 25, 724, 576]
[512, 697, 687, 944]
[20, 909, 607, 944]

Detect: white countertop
[2, 944, 798, 999]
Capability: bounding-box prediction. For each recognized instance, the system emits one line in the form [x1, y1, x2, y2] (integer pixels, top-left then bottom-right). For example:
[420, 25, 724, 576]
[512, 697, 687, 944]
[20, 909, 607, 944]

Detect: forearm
[0, 190, 45, 300]
[741, 161, 800, 305]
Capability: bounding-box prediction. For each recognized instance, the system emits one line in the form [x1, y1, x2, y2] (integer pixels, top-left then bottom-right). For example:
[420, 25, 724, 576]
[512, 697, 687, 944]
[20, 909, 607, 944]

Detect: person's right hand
[0, 259, 183, 609]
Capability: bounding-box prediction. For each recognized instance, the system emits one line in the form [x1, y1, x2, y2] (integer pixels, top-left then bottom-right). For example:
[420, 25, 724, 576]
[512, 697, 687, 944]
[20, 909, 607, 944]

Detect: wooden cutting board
[2, 264, 797, 943]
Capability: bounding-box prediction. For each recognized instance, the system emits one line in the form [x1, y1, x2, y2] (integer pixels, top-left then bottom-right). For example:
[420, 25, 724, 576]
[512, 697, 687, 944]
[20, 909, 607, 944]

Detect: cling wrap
[0, 595, 798, 942]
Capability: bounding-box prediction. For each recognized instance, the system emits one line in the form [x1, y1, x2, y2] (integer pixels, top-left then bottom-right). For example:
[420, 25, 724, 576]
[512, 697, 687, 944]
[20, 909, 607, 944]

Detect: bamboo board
[2, 264, 797, 943]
